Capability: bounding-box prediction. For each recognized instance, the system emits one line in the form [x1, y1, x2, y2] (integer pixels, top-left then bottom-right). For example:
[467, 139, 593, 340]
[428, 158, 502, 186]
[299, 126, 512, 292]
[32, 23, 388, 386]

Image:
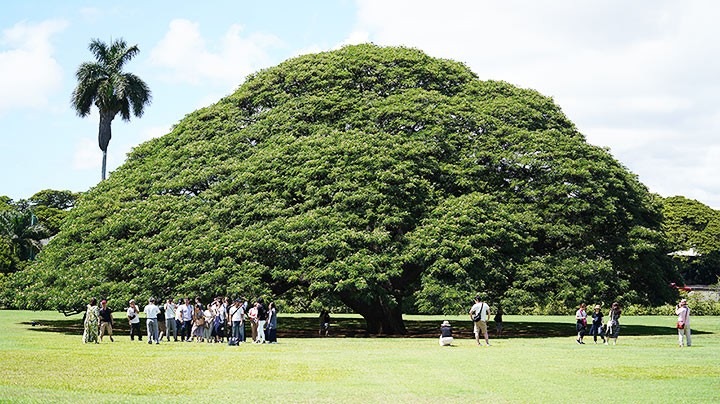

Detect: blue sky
[2, 1, 720, 208]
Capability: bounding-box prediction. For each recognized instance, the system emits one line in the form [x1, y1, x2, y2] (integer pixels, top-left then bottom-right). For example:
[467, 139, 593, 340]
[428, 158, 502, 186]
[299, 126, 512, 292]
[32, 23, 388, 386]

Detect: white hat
[441, 320, 451, 327]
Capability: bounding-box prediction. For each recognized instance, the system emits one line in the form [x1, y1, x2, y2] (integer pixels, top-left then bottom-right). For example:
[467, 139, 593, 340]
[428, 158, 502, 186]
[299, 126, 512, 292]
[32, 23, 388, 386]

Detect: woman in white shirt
[676, 298, 691, 347]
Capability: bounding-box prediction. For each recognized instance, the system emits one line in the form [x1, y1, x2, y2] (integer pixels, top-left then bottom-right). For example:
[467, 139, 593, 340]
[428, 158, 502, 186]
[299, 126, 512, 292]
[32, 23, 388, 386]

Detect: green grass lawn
[0, 311, 718, 403]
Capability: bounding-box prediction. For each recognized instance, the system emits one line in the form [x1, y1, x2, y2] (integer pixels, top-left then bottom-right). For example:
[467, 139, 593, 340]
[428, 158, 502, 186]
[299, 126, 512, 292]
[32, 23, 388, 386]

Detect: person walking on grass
[606, 302, 622, 345]
[144, 297, 160, 345]
[469, 296, 491, 346]
[676, 298, 691, 347]
[575, 303, 587, 344]
[127, 299, 141, 341]
[589, 304, 606, 344]
[98, 299, 114, 342]
[83, 297, 100, 344]
[164, 298, 177, 342]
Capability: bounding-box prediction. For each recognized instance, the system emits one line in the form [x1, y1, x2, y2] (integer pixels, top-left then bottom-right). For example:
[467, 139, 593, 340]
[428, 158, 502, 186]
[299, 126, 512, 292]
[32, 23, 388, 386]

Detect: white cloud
[150, 19, 282, 86]
[0, 19, 68, 114]
[352, 0, 720, 208]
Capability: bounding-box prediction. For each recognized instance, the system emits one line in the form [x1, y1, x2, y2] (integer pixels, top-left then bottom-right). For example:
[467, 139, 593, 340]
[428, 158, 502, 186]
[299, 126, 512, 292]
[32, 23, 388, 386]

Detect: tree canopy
[663, 196, 720, 284]
[10, 45, 680, 332]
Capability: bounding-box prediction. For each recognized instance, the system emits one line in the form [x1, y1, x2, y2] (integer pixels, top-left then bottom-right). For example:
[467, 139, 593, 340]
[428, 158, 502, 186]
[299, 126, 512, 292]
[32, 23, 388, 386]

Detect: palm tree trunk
[98, 111, 115, 181]
[101, 150, 107, 181]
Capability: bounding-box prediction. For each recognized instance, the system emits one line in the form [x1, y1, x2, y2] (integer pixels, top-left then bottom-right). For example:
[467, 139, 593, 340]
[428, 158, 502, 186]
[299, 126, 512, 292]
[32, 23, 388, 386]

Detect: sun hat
[441, 320, 451, 327]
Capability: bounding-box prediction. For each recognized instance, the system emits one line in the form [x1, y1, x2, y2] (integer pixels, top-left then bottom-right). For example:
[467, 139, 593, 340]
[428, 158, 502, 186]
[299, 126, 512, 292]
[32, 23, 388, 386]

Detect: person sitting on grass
[439, 320, 453, 346]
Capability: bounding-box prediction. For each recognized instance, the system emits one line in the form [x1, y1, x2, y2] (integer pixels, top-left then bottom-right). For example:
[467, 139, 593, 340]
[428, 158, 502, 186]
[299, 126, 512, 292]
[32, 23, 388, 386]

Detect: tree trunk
[98, 111, 114, 181]
[338, 291, 407, 335]
[101, 150, 107, 181]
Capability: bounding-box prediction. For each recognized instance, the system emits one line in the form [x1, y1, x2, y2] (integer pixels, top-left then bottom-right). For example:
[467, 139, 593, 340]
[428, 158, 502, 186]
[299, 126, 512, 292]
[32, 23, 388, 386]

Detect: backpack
[228, 337, 239, 346]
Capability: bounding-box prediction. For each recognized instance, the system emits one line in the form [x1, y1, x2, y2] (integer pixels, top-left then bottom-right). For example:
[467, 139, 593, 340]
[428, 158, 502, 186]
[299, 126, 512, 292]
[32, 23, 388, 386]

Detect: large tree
[71, 38, 151, 180]
[12, 45, 679, 332]
[663, 196, 720, 284]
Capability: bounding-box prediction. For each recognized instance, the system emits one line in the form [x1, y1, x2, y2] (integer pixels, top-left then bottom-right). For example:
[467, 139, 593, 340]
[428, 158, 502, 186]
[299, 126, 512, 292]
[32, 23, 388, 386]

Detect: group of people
[437, 297, 693, 348]
[83, 295, 278, 345]
[574, 302, 622, 345]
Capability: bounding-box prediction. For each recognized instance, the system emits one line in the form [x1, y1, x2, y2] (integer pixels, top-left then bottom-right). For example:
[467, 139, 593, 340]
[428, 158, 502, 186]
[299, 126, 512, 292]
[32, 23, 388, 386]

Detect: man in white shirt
[127, 299, 142, 341]
[469, 296, 491, 346]
[164, 298, 177, 342]
[144, 297, 161, 344]
[180, 298, 193, 342]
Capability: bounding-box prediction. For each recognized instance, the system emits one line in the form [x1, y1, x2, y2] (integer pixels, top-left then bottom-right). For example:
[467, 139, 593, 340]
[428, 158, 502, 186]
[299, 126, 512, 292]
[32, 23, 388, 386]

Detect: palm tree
[71, 38, 151, 180]
[0, 209, 48, 262]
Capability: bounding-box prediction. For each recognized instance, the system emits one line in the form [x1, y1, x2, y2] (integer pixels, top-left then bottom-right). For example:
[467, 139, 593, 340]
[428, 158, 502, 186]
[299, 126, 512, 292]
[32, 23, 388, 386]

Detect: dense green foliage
[11, 45, 680, 332]
[71, 38, 151, 180]
[663, 196, 720, 284]
[0, 190, 79, 276]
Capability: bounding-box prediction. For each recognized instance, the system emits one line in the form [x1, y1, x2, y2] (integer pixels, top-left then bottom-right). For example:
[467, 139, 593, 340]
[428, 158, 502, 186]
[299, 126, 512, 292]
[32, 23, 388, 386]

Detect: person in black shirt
[256, 298, 267, 343]
[319, 310, 331, 337]
[439, 320, 453, 346]
[98, 299, 114, 342]
[589, 304, 606, 344]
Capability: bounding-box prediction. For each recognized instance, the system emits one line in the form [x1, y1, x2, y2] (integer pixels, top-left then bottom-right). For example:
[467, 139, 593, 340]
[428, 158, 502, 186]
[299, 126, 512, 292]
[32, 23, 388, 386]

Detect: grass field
[0, 311, 718, 403]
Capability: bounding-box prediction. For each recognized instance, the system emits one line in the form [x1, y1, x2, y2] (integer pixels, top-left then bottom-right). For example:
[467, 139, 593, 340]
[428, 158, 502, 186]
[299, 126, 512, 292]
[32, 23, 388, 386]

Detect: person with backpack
[469, 296, 491, 346]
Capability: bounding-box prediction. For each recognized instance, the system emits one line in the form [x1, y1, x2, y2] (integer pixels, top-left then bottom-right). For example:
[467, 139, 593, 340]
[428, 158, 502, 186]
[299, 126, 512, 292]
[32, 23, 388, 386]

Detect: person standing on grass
[469, 296, 491, 346]
[204, 302, 215, 343]
[319, 309, 331, 337]
[256, 297, 267, 343]
[589, 304, 606, 344]
[439, 320, 454, 346]
[606, 302, 621, 345]
[575, 303, 588, 344]
[180, 297, 193, 342]
[676, 298, 691, 347]
[164, 298, 177, 342]
[83, 297, 100, 344]
[191, 304, 205, 342]
[266, 302, 278, 344]
[248, 302, 259, 342]
[157, 302, 166, 342]
[127, 299, 141, 341]
[494, 306, 504, 337]
[144, 297, 160, 344]
[230, 299, 245, 343]
[98, 299, 114, 342]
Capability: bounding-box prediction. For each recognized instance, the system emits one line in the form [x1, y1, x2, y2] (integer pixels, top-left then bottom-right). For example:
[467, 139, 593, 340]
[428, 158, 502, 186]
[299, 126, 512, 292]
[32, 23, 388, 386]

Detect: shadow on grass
[21, 316, 710, 338]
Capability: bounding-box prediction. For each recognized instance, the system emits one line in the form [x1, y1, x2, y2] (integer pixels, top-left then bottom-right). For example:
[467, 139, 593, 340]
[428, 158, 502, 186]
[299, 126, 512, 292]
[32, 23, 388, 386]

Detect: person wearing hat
[98, 299, 114, 342]
[675, 298, 691, 347]
[144, 297, 161, 344]
[589, 304, 606, 344]
[439, 320, 454, 346]
[127, 299, 142, 341]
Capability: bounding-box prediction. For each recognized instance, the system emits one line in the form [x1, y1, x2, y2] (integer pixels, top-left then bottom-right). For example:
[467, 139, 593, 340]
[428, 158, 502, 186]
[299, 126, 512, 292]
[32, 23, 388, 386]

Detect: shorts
[474, 320, 488, 335]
